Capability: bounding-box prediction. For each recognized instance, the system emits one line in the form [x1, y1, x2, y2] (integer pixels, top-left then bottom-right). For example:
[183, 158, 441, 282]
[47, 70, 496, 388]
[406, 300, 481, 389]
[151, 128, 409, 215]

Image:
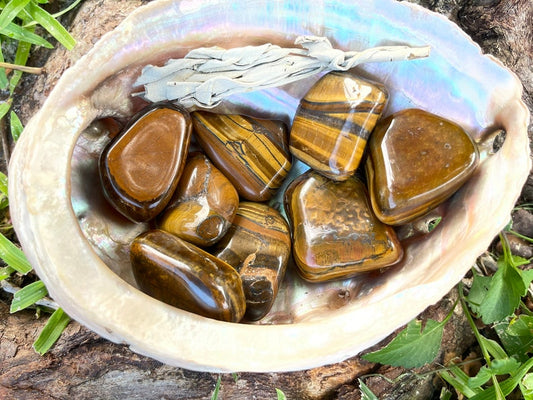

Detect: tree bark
[1, 0, 532, 398]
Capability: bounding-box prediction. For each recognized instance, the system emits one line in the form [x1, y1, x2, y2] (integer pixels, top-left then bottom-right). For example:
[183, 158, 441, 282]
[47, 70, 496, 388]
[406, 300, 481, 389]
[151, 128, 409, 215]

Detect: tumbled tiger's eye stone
[284, 171, 403, 282]
[131, 229, 246, 322]
[158, 152, 239, 246]
[366, 108, 479, 225]
[212, 202, 291, 321]
[192, 112, 292, 202]
[99, 104, 192, 223]
[289, 71, 388, 181]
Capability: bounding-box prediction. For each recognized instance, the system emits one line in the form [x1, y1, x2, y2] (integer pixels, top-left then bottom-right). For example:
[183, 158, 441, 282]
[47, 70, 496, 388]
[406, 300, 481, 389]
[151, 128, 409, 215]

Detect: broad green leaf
[0, 0, 31, 31]
[276, 388, 287, 400]
[33, 307, 70, 355]
[470, 357, 533, 400]
[510, 253, 531, 267]
[490, 357, 521, 376]
[210, 376, 221, 400]
[523, 269, 533, 287]
[0, 231, 32, 274]
[0, 21, 52, 48]
[466, 272, 491, 316]
[0, 265, 14, 280]
[478, 258, 525, 324]
[25, 2, 75, 50]
[0, 171, 8, 196]
[358, 379, 379, 400]
[10, 280, 48, 312]
[468, 366, 493, 389]
[520, 373, 533, 400]
[479, 336, 508, 360]
[495, 315, 533, 362]
[10, 110, 23, 141]
[362, 318, 445, 368]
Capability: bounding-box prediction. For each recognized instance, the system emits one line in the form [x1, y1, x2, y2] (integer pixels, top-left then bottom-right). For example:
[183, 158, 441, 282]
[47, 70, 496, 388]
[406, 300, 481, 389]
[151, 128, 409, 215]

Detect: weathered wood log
[1, 0, 531, 398]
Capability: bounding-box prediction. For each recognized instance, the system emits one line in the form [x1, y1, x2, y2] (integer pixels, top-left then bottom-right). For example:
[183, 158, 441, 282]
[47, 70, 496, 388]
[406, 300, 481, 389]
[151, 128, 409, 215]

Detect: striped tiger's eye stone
[290, 71, 388, 181]
[131, 229, 246, 322]
[366, 108, 479, 225]
[158, 153, 239, 246]
[212, 202, 291, 321]
[284, 171, 403, 282]
[99, 104, 192, 222]
[192, 112, 292, 202]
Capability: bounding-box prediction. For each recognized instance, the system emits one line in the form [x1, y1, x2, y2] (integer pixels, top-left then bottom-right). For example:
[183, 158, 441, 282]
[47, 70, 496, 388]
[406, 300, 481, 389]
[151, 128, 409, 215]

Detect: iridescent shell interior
[9, 0, 530, 372]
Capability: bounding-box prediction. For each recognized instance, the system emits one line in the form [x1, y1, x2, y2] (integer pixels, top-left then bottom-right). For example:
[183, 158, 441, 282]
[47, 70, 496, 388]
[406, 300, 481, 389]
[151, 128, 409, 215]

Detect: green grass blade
[0, 41, 9, 89]
[33, 307, 70, 355]
[0, 171, 8, 196]
[9, 31, 32, 92]
[10, 280, 48, 312]
[358, 379, 379, 400]
[0, 266, 15, 280]
[439, 364, 482, 398]
[0, 21, 52, 48]
[9, 110, 23, 141]
[0, 231, 32, 274]
[0, 98, 12, 120]
[25, 2, 75, 50]
[0, 0, 32, 31]
[210, 376, 221, 400]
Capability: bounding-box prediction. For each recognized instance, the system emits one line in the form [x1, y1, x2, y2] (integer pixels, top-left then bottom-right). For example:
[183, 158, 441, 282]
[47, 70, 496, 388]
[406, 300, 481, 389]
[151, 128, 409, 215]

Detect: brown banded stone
[130, 229, 246, 322]
[289, 71, 388, 181]
[192, 112, 292, 202]
[99, 104, 192, 222]
[212, 202, 291, 321]
[366, 108, 479, 225]
[284, 171, 403, 282]
[158, 152, 239, 247]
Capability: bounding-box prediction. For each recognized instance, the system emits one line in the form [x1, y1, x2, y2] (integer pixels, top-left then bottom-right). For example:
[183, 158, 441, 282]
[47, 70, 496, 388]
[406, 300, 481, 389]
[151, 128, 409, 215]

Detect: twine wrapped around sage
[135, 36, 430, 108]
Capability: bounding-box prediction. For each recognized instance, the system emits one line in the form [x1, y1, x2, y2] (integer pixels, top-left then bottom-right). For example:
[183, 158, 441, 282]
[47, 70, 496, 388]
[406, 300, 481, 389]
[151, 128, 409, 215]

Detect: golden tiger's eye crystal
[366, 108, 479, 225]
[131, 229, 246, 322]
[212, 202, 291, 321]
[284, 171, 403, 282]
[99, 104, 192, 222]
[158, 153, 239, 247]
[289, 72, 388, 181]
[192, 112, 292, 202]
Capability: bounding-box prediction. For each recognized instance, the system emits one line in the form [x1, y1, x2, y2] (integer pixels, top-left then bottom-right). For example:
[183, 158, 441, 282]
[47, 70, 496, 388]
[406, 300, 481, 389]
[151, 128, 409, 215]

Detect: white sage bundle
[135, 36, 430, 108]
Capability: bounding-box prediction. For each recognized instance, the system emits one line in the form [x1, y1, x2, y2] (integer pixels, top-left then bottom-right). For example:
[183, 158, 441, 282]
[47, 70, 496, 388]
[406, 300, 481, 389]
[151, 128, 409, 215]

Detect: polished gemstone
[192, 112, 292, 202]
[131, 229, 246, 322]
[289, 71, 388, 181]
[99, 104, 192, 222]
[366, 108, 479, 225]
[158, 152, 239, 246]
[284, 171, 403, 282]
[212, 202, 291, 321]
